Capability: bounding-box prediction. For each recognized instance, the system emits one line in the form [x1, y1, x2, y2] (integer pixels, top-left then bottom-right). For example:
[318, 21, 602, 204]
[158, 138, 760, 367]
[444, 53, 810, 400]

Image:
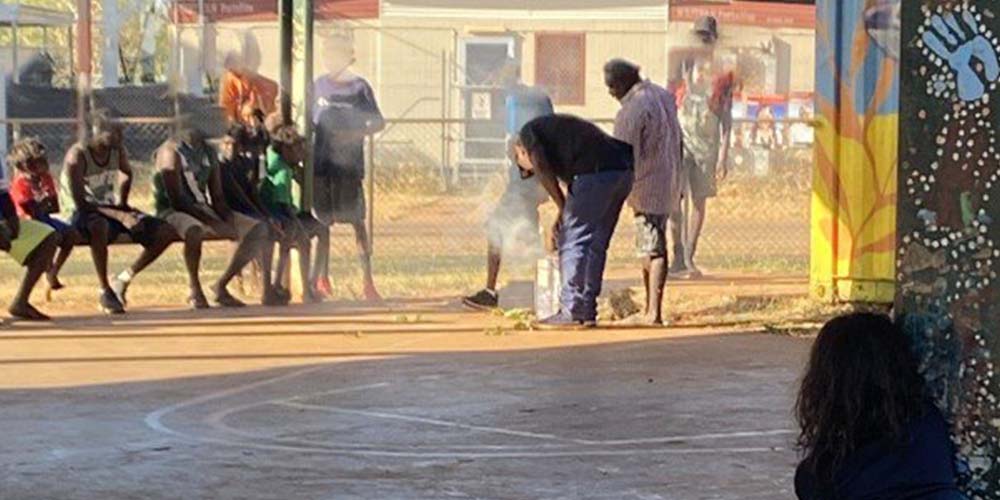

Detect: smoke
[476, 166, 546, 264]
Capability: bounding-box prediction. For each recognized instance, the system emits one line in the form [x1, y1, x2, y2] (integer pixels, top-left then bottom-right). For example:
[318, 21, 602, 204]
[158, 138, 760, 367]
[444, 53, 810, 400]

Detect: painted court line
[143, 338, 793, 459]
[276, 401, 584, 444]
[578, 429, 796, 446]
[205, 383, 394, 442]
[145, 365, 329, 438]
[275, 400, 795, 447]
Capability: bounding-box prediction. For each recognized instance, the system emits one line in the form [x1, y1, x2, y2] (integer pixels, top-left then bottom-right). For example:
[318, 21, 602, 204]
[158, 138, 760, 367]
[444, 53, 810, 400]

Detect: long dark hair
[795, 313, 926, 481]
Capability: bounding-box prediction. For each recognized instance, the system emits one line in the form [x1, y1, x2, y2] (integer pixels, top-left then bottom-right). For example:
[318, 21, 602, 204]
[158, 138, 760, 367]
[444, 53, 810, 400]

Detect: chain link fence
[0, 116, 811, 303]
[0, 14, 814, 301]
[329, 117, 813, 300]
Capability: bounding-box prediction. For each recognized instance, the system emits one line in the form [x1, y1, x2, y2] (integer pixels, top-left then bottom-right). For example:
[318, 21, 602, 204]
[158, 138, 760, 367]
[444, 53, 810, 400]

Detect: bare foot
[314, 277, 333, 300]
[303, 287, 324, 305]
[686, 264, 704, 279]
[363, 283, 383, 303]
[8, 303, 51, 322]
[614, 314, 666, 329]
[46, 274, 65, 291]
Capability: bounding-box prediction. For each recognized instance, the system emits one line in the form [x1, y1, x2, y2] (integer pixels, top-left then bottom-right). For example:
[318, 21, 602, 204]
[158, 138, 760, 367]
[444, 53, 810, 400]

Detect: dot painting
[902, 1, 1000, 496]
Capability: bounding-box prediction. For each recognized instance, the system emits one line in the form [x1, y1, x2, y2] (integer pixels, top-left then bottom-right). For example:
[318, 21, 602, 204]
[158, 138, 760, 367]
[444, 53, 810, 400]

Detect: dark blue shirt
[518, 114, 633, 184]
[795, 404, 964, 500]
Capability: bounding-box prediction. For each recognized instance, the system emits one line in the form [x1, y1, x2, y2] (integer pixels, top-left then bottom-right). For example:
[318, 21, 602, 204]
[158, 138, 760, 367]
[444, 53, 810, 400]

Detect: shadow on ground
[0, 324, 810, 500]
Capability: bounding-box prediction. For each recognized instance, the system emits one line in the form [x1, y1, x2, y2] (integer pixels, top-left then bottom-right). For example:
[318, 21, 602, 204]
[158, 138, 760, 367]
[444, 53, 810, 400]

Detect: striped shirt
[614, 80, 683, 215]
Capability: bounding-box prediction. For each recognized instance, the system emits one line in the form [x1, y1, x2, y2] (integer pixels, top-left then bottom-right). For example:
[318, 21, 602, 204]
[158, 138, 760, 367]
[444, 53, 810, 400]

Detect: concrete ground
[0, 296, 811, 500]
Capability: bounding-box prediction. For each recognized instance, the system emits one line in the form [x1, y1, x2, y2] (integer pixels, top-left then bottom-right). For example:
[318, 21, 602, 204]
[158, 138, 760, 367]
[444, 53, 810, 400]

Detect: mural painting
[898, 1, 1000, 496]
[811, 0, 899, 303]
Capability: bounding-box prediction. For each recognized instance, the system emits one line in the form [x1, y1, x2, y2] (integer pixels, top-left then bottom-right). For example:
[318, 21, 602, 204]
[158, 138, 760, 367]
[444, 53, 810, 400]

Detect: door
[458, 36, 515, 178]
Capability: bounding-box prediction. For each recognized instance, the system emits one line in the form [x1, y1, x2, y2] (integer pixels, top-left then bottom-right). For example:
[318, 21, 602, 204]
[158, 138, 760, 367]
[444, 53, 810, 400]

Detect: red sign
[174, 0, 378, 23]
[316, 0, 379, 20]
[669, 1, 815, 30]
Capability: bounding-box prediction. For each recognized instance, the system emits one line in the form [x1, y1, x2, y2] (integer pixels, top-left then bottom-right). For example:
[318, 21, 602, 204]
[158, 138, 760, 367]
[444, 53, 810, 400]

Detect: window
[535, 33, 586, 106]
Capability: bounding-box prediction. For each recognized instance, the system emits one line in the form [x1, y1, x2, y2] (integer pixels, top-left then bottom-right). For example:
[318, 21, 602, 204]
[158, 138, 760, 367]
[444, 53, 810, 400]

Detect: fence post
[367, 132, 376, 253]
[446, 53, 456, 189]
[0, 83, 6, 184]
[440, 50, 449, 191]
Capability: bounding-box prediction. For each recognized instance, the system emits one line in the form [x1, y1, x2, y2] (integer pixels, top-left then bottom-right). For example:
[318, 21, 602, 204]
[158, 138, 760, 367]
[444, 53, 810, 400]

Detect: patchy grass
[0, 161, 814, 317]
[668, 290, 889, 335]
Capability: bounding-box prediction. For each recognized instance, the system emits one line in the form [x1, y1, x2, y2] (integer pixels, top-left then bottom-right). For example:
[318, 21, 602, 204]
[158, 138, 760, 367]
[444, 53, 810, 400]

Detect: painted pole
[897, 1, 1000, 496]
[810, 0, 899, 303]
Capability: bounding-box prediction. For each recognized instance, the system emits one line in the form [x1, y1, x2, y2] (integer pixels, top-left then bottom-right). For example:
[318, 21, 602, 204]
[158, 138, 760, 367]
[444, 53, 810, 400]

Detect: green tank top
[59, 143, 120, 214]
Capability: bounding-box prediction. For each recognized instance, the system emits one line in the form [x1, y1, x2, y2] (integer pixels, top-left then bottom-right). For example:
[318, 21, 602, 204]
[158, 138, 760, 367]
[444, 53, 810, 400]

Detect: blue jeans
[559, 169, 633, 321]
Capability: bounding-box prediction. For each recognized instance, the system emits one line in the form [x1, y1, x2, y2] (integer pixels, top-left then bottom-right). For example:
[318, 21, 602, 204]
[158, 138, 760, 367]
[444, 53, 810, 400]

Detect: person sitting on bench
[261, 125, 326, 304]
[0, 183, 58, 321]
[60, 114, 175, 315]
[8, 137, 81, 296]
[153, 128, 272, 309]
[219, 124, 286, 305]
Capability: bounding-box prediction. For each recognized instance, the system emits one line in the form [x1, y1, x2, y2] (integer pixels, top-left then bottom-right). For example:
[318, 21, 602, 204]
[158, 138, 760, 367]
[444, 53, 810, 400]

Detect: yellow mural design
[810, 0, 899, 303]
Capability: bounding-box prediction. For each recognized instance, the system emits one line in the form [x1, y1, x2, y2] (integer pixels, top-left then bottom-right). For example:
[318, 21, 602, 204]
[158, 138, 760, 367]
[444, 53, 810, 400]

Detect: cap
[693, 16, 719, 41]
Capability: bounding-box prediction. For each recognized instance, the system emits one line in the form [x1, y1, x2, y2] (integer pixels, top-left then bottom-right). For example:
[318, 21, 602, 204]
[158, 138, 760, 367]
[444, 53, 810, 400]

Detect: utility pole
[101, 0, 119, 87]
[279, 0, 294, 124]
[302, 0, 314, 211]
[196, 0, 206, 95]
[76, 0, 92, 141]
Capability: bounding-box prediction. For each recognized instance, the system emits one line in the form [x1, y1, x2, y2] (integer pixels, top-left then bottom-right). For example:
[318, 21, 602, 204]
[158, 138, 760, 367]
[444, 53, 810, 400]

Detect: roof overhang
[0, 4, 75, 28]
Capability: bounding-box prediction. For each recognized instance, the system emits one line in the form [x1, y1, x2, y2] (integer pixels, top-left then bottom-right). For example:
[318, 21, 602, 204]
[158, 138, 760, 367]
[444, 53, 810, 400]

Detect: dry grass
[0, 156, 814, 318]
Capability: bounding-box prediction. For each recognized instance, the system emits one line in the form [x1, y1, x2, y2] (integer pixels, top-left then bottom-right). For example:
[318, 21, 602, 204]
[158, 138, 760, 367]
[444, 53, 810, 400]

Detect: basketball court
[0, 287, 811, 499]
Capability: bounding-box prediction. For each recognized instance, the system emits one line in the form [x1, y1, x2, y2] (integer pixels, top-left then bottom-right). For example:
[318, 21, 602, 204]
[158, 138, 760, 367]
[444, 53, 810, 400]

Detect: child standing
[8, 137, 81, 293]
[260, 125, 326, 304]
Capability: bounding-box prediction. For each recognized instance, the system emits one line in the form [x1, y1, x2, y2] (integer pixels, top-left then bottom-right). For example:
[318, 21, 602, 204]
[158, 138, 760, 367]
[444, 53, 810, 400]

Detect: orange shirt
[219, 70, 278, 123]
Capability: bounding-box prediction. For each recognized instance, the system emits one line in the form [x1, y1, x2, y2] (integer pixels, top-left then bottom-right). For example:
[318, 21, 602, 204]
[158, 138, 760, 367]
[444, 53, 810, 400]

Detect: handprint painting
[899, 1, 1000, 496]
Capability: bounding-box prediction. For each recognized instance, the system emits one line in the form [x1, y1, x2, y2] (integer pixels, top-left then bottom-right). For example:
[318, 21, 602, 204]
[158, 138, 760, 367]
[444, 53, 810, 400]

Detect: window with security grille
[534, 33, 586, 106]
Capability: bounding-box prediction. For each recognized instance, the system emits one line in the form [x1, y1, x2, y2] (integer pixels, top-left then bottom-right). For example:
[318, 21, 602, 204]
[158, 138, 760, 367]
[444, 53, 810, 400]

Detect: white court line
[145, 332, 451, 438]
[277, 401, 585, 444]
[284, 382, 393, 402]
[137, 428, 785, 459]
[276, 401, 795, 447]
[143, 332, 793, 459]
[145, 365, 330, 438]
[579, 429, 796, 446]
[208, 387, 577, 451]
[205, 383, 393, 442]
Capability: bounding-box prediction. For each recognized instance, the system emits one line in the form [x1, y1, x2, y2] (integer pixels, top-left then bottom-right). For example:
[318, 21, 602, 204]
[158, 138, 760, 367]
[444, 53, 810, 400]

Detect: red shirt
[10, 172, 59, 217]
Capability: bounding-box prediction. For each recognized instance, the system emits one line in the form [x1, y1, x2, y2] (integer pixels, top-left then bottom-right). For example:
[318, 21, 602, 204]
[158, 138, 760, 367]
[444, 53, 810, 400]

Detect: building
[173, 0, 815, 176]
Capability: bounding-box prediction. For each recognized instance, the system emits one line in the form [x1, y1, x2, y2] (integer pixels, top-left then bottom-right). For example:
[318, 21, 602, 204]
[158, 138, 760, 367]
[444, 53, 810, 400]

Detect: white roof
[0, 3, 75, 28]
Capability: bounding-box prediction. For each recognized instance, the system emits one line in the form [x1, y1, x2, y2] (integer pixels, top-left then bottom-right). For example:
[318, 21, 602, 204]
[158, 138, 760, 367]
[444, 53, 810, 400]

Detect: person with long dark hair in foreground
[795, 313, 964, 499]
